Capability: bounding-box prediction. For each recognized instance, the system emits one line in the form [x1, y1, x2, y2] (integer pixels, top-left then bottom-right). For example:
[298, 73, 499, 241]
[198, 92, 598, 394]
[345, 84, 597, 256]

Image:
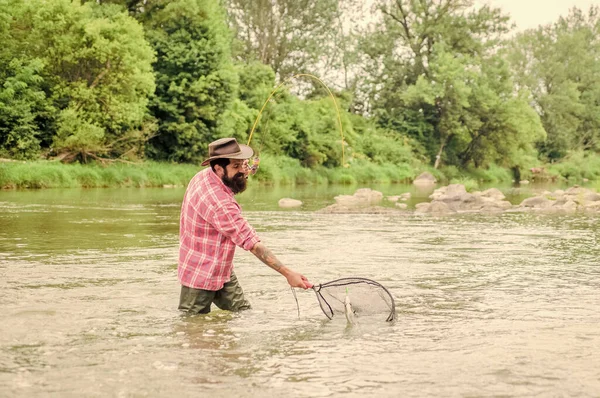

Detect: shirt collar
[206, 167, 234, 197]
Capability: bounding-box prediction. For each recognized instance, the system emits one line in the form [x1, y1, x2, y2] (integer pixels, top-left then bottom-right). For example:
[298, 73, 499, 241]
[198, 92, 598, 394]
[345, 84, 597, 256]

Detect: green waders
[178, 271, 251, 314]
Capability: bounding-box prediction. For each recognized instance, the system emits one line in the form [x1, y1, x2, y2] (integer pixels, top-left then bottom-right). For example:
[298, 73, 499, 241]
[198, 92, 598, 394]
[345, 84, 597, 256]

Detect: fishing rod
[246, 73, 347, 174]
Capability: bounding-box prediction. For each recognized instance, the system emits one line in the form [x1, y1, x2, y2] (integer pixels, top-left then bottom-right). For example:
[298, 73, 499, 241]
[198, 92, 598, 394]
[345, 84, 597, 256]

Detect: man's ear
[214, 164, 224, 177]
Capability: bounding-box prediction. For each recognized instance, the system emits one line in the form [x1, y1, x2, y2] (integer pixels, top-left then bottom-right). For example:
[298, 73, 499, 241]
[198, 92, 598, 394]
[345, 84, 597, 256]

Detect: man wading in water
[178, 137, 312, 314]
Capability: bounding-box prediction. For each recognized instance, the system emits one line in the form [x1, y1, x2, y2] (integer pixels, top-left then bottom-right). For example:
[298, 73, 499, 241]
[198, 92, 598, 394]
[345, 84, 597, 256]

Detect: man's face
[220, 159, 250, 194]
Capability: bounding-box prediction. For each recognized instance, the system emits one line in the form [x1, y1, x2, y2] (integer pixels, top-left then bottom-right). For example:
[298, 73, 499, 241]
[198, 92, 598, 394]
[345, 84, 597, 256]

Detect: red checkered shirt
[178, 167, 260, 290]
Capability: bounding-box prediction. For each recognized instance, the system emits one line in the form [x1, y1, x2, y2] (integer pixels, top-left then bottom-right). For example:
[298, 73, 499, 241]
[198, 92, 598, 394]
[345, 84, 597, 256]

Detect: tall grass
[439, 164, 513, 184]
[0, 157, 420, 189]
[2, 153, 597, 190]
[0, 161, 199, 189]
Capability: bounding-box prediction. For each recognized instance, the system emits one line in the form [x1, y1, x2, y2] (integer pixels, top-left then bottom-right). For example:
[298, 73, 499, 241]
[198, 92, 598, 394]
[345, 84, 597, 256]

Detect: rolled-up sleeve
[208, 202, 260, 250]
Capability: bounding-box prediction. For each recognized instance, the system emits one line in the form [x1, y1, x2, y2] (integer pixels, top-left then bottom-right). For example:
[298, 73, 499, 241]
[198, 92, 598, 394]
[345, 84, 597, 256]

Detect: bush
[548, 152, 600, 181]
[449, 177, 479, 192]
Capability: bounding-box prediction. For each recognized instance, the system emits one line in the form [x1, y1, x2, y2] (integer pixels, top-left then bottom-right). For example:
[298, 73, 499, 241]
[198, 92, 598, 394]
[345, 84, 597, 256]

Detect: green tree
[508, 7, 600, 160]
[357, 0, 544, 169]
[225, 0, 340, 80]
[0, 59, 48, 159]
[0, 0, 155, 162]
[144, 0, 237, 163]
[0, 1, 50, 159]
[403, 45, 545, 169]
[217, 62, 276, 145]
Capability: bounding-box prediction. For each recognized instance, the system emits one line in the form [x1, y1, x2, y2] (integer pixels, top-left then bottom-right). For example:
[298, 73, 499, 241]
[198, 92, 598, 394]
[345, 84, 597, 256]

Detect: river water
[1, 183, 599, 397]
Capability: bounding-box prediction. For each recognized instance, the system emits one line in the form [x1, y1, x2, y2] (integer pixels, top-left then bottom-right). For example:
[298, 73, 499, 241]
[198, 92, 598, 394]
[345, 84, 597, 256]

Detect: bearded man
[177, 137, 312, 314]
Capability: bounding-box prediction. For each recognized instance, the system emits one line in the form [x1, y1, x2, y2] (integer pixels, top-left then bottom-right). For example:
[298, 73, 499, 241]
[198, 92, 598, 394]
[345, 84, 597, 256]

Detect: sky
[475, 0, 600, 31]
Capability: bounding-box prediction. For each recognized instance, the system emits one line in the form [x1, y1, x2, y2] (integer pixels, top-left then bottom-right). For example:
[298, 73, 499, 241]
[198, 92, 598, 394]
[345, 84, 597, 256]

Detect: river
[1, 183, 599, 397]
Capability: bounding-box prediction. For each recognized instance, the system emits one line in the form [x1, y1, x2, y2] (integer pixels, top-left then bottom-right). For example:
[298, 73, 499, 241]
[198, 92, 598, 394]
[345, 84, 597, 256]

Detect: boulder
[515, 185, 600, 214]
[415, 202, 431, 213]
[429, 184, 467, 201]
[584, 201, 600, 211]
[414, 183, 513, 213]
[520, 196, 551, 208]
[413, 172, 437, 185]
[317, 188, 392, 214]
[334, 188, 383, 207]
[415, 200, 455, 215]
[278, 198, 303, 208]
[429, 200, 455, 215]
[354, 188, 384, 205]
[479, 188, 505, 201]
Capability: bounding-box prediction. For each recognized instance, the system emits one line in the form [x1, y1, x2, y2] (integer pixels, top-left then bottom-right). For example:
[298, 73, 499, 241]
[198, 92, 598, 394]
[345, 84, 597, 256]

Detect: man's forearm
[250, 242, 289, 276]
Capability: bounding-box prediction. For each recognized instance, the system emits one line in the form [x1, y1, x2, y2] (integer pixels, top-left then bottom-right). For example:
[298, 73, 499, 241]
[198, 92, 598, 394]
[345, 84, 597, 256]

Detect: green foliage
[0, 160, 198, 189]
[0, 0, 155, 161]
[449, 177, 479, 192]
[350, 114, 423, 166]
[508, 7, 600, 160]
[226, 0, 340, 79]
[0, 59, 48, 160]
[244, 85, 352, 168]
[439, 163, 513, 184]
[250, 155, 322, 185]
[1, 0, 599, 186]
[361, 0, 545, 171]
[319, 159, 414, 185]
[472, 164, 513, 183]
[547, 151, 600, 181]
[33, 0, 155, 158]
[237, 62, 277, 110]
[53, 108, 105, 160]
[145, 0, 236, 163]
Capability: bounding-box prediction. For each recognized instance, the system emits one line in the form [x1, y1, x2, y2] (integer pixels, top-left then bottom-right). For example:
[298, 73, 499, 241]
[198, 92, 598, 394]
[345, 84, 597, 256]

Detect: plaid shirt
[178, 167, 260, 290]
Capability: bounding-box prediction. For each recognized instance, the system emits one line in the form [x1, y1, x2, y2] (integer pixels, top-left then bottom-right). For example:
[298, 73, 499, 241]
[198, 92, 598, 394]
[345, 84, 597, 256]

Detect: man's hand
[286, 271, 313, 289]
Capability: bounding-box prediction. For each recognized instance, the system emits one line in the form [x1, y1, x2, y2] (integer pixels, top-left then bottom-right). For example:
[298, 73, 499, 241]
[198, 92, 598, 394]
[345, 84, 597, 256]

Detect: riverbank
[0, 157, 419, 189]
[0, 161, 199, 189]
[1, 152, 598, 189]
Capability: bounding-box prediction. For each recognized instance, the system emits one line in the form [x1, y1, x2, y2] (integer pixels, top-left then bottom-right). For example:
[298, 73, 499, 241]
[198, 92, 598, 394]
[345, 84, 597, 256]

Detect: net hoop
[312, 277, 396, 322]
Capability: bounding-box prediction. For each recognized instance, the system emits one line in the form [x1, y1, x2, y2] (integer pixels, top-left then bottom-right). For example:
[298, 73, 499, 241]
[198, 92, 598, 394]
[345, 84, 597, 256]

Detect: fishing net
[312, 277, 396, 322]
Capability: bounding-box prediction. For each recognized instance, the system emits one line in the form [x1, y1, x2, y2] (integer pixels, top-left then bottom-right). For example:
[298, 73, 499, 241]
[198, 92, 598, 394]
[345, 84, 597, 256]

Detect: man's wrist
[278, 266, 291, 277]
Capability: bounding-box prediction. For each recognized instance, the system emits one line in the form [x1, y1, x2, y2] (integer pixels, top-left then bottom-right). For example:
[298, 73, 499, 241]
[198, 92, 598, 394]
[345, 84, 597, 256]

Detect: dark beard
[222, 171, 247, 194]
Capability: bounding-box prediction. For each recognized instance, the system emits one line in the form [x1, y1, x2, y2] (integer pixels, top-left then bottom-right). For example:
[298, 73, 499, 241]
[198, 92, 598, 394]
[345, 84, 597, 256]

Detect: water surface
[1, 184, 599, 397]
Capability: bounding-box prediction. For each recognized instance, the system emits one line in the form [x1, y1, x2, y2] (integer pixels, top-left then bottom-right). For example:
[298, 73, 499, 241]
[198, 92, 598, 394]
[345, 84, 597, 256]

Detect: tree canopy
[0, 0, 598, 180]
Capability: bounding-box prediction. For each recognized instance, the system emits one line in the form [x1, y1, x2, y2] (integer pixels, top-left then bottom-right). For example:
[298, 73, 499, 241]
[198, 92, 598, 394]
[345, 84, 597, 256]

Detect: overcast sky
[476, 0, 600, 30]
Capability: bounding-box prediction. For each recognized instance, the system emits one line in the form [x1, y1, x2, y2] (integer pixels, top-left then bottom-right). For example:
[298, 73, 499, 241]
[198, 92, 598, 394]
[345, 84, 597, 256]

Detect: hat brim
[201, 144, 254, 166]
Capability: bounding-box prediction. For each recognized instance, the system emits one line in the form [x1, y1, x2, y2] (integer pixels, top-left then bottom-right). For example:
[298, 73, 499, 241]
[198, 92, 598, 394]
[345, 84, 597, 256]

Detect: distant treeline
[1, 0, 599, 182]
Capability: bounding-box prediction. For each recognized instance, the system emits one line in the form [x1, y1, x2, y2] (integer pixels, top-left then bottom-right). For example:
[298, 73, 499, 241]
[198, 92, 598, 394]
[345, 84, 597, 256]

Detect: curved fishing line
[247, 73, 347, 167]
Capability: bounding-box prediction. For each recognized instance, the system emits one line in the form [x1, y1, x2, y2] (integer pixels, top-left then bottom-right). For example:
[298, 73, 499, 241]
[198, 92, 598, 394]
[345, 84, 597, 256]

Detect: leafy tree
[0, 1, 50, 159]
[0, 59, 48, 159]
[89, 0, 148, 14]
[357, 0, 544, 169]
[508, 7, 600, 160]
[402, 45, 545, 169]
[144, 0, 237, 163]
[217, 62, 276, 145]
[225, 0, 340, 80]
[0, 0, 155, 162]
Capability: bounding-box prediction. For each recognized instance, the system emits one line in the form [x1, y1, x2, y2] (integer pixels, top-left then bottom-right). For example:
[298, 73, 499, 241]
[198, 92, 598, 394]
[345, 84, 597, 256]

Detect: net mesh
[312, 277, 396, 322]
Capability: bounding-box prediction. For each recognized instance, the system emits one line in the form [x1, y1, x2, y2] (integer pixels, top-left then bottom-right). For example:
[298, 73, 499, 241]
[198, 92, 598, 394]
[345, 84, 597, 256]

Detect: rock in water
[278, 198, 303, 208]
